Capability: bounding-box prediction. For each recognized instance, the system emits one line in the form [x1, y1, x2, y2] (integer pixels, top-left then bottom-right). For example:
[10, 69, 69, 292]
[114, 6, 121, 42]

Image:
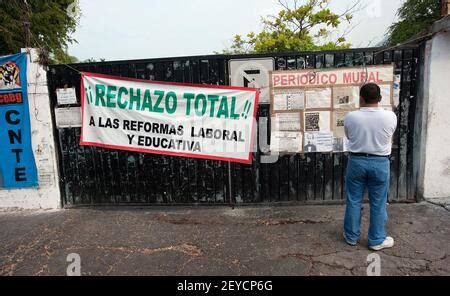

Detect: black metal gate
[47, 47, 420, 206]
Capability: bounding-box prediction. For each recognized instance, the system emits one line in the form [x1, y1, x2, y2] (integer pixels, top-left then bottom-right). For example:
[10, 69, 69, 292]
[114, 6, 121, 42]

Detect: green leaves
[345, 13, 353, 22]
[0, 0, 80, 64]
[222, 0, 357, 54]
[385, 0, 440, 45]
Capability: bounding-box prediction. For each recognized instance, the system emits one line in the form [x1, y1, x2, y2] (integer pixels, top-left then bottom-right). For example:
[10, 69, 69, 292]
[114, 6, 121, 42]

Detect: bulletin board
[269, 64, 396, 154]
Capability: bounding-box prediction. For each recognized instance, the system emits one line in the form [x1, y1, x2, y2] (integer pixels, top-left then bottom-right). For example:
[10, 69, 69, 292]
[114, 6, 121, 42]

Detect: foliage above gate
[0, 0, 80, 64]
[222, 0, 361, 54]
[385, 0, 441, 46]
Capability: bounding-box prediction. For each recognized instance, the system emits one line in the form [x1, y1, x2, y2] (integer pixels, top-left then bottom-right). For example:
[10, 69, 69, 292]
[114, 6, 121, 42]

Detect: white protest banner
[80, 72, 259, 164]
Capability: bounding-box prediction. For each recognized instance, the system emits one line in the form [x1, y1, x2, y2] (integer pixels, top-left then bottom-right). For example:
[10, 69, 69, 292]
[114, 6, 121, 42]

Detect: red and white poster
[80, 72, 259, 164]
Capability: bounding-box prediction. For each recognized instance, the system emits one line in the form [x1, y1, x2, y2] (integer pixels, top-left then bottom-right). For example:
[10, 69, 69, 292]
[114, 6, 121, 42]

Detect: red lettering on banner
[273, 67, 390, 87]
[369, 72, 383, 83]
[300, 74, 308, 85]
[361, 71, 367, 83]
[343, 72, 352, 83]
[273, 75, 281, 86]
[329, 74, 337, 84]
[288, 74, 295, 85]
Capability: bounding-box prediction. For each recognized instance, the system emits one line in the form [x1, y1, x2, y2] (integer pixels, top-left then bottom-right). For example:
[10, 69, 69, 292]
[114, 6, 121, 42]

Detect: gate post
[417, 17, 450, 205]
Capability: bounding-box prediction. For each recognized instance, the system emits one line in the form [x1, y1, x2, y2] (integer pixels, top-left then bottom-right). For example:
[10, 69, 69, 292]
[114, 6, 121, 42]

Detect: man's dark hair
[360, 83, 381, 104]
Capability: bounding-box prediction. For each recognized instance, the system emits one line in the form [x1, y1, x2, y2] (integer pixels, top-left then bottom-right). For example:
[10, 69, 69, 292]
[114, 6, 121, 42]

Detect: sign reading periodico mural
[0, 53, 38, 188]
[269, 65, 395, 154]
[271, 65, 395, 88]
[80, 72, 259, 164]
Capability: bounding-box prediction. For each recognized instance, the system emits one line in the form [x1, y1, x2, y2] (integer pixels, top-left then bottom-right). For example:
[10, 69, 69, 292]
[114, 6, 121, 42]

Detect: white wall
[421, 30, 450, 202]
[0, 49, 61, 209]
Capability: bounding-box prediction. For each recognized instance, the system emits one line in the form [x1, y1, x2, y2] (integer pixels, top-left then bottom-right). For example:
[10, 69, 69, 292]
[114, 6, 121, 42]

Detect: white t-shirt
[344, 108, 398, 156]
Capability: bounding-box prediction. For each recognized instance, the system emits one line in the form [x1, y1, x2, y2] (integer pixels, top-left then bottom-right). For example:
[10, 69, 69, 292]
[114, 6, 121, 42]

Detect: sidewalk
[0, 202, 448, 276]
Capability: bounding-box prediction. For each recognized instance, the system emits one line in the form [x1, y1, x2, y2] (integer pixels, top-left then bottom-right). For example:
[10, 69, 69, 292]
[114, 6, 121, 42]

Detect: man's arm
[344, 113, 352, 139]
[388, 111, 398, 135]
[392, 112, 398, 132]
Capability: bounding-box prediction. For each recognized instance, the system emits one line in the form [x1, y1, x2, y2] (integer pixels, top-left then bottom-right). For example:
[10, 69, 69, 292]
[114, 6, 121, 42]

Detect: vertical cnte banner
[0, 53, 38, 188]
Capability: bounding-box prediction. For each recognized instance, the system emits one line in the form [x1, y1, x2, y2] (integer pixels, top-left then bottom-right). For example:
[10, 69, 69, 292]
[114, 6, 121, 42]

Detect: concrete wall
[0, 49, 61, 209]
[419, 30, 450, 203]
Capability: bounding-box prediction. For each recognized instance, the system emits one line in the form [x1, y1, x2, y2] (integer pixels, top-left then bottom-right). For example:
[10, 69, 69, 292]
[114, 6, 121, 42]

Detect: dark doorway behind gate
[47, 47, 420, 206]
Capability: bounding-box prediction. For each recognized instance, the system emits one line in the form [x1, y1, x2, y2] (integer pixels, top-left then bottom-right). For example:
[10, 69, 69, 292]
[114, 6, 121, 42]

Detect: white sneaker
[369, 236, 394, 251]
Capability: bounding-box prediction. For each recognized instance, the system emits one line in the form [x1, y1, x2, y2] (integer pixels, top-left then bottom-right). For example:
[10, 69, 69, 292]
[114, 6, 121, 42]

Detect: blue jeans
[344, 155, 390, 247]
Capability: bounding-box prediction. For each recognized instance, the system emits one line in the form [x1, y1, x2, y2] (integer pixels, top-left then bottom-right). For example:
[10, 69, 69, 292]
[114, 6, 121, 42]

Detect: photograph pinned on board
[332, 111, 351, 138]
[304, 132, 333, 153]
[333, 86, 360, 109]
[333, 136, 349, 153]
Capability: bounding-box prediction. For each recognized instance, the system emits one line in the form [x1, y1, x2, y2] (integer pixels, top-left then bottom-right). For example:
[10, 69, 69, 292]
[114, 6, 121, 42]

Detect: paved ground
[0, 202, 449, 276]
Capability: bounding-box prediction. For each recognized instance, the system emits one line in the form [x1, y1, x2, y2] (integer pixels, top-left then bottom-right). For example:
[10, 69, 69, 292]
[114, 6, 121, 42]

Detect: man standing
[343, 83, 397, 251]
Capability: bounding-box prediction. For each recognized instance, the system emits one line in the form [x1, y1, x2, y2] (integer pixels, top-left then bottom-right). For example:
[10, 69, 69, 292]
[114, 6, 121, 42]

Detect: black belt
[350, 152, 390, 158]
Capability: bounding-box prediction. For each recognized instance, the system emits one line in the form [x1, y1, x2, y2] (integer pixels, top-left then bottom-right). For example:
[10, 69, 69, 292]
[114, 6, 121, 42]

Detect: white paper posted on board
[305, 88, 332, 109]
[56, 87, 77, 105]
[271, 131, 303, 153]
